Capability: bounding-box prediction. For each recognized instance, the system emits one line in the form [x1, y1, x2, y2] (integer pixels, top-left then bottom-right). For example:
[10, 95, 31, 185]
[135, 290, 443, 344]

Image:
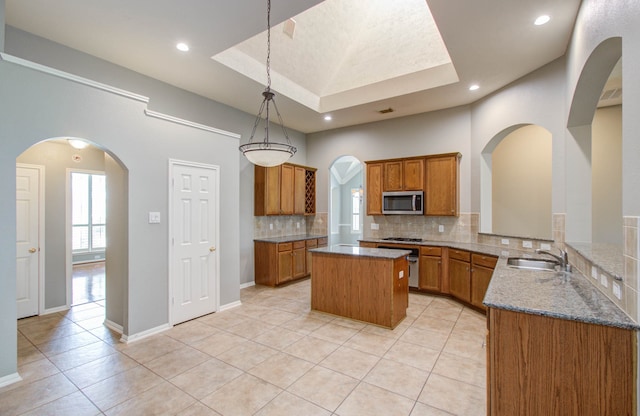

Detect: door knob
[29, 248, 37, 253]
[209, 247, 216, 252]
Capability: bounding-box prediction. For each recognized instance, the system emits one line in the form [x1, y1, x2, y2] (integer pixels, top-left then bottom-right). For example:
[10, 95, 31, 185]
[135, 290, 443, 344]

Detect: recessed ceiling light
[176, 42, 190, 52]
[534, 15, 550, 26]
[324, 115, 332, 121]
[469, 84, 480, 91]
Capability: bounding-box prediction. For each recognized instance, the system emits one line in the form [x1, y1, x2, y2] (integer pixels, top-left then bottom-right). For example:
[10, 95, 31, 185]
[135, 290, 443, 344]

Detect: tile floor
[72, 262, 106, 306]
[2, 279, 487, 415]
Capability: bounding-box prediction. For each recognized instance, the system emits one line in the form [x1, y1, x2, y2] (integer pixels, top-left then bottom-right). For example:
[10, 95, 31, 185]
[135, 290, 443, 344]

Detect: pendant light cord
[266, 0, 272, 90]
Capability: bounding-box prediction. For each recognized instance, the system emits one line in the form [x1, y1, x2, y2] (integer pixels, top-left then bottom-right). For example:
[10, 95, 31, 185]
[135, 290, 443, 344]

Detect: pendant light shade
[239, 0, 296, 167]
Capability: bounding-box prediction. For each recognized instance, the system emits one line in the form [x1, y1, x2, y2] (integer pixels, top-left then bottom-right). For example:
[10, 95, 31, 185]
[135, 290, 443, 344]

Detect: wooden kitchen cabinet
[366, 162, 383, 215]
[383, 160, 403, 191]
[305, 238, 327, 276]
[383, 158, 424, 192]
[419, 246, 442, 291]
[425, 153, 460, 216]
[471, 254, 497, 310]
[488, 308, 635, 415]
[448, 255, 471, 302]
[255, 163, 317, 216]
[255, 238, 320, 286]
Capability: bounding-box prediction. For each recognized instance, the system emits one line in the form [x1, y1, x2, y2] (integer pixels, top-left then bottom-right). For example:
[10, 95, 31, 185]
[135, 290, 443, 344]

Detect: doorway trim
[16, 163, 46, 317]
[168, 159, 221, 325]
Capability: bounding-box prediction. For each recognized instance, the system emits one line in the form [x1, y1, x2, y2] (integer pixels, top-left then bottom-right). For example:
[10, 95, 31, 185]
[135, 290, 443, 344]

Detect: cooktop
[381, 237, 424, 242]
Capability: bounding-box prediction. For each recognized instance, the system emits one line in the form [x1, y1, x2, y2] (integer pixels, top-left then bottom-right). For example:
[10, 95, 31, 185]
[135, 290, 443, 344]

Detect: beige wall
[592, 105, 622, 245]
[492, 125, 552, 239]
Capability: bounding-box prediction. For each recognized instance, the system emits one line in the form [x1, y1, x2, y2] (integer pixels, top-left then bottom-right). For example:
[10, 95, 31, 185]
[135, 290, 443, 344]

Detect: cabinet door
[471, 265, 493, 310]
[258, 166, 280, 215]
[366, 163, 383, 215]
[280, 164, 294, 215]
[449, 258, 470, 302]
[294, 166, 306, 215]
[292, 246, 306, 279]
[403, 159, 424, 191]
[425, 155, 459, 216]
[383, 161, 403, 191]
[277, 249, 292, 284]
[419, 255, 441, 291]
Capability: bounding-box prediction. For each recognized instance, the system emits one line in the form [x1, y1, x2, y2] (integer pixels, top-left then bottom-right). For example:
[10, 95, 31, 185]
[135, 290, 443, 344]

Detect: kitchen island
[309, 245, 410, 328]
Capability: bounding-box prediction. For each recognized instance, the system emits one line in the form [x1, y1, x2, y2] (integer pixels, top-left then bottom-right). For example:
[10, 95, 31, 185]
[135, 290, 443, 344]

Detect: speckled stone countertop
[309, 245, 412, 259]
[566, 242, 624, 280]
[359, 238, 639, 330]
[254, 234, 327, 243]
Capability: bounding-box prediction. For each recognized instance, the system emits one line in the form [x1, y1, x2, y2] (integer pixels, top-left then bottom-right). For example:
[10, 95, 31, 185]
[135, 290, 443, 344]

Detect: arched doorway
[329, 156, 364, 246]
[15, 137, 128, 334]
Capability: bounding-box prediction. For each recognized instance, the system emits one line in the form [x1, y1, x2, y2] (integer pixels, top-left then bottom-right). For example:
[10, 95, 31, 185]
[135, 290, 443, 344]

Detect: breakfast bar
[309, 245, 411, 328]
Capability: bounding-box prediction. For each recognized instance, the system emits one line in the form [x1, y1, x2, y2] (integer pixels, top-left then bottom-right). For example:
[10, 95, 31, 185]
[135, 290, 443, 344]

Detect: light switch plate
[600, 274, 608, 288]
[522, 241, 533, 249]
[148, 212, 161, 224]
[612, 282, 622, 300]
[399, 270, 404, 278]
[591, 267, 599, 280]
[540, 243, 551, 250]
[501, 238, 510, 245]
[438, 225, 444, 233]
[371, 223, 379, 230]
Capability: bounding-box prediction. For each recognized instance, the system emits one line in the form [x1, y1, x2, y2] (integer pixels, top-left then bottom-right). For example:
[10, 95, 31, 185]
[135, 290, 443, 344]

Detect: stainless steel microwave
[382, 191, 424, 215]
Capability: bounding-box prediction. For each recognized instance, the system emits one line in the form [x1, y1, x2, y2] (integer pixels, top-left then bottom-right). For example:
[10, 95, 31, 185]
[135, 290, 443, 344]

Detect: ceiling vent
[378, 108, 394, 114]
[598, 87, 622, 108]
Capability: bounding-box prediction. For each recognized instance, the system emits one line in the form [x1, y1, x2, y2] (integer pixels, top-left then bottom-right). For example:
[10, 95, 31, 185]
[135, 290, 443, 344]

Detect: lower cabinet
[255, 237, 327, 286]
[419, 247, 442, 291]
[471, 254, 498, 310]
[487, 308, 635, 415]
[448, 249, 471, 302]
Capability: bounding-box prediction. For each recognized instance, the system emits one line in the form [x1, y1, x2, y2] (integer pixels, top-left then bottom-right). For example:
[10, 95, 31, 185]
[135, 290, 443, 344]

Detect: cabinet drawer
[318, 237, 328, 247]
[449, 248, 470, 262]
[278, 242, 292, 252]
[306, 239, 318, 248]
[472, 253, 497, 269]
[293, 240, 306, 249]
[421, 246, 442, 256]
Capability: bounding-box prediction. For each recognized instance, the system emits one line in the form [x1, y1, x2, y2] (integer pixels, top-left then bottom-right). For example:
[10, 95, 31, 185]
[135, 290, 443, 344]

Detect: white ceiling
[4, 0, 581, 134]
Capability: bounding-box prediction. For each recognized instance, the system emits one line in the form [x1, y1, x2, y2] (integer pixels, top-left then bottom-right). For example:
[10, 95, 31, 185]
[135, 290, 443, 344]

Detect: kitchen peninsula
[309, 245, 410, 328]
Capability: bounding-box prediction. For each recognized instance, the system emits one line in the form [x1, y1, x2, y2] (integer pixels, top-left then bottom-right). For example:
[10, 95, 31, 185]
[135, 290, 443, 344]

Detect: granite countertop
[309, 245, 412, 259]
[359, 238, 639, 330]
[254, 234, 327, 244]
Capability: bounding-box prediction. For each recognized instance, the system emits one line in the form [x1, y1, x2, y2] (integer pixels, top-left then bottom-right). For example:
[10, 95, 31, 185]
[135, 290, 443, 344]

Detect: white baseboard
[42, 305, 70, 315]
[239, 281, 255, 289]
[120, 323, 171, 344]
[219, 300, 242, 312]
[104, 320, 123, 334]
[0, 372, 22, 388]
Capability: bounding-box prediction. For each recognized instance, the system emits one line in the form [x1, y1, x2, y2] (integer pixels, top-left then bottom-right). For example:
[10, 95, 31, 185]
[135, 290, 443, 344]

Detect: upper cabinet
[366, 153, 460, 216]
[255, 163, 316, 216]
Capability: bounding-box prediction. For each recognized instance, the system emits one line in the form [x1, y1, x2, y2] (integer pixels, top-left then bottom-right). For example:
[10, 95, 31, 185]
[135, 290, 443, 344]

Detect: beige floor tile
[170, 358, 243, 399]
[364, 358, 429, 400]
[20, 321, 86, 345]
[253, 326, 305, 350]
[177, 402, 222, 416]
[283, 335, 340, 363]
[0, 358, 60, 394]
[48, 340, 116, 371]
[384, 340, 441, 372]
[331, 317, 368, 330]
[165, 320, 220, 345]
[411, 315, 456, 335]
[201, 373, 282, 415]
[82, 365, 164, 411]
[280, 315, 329, 334]
[256, 309, 301, 326]
[64, 352, 139, 389]
[144, 345, 211, 379]
[62, 306, 106, 322]
[36, 331, 102, 357]
[229, 303, 273, 320]
[310, 322, 359, 344]
[422, 300, 463, 321]
[335, 382, 415, 416]
[410, 402, 456, 416]
[343, 331, 398, 356]
[254, 391, 331, 416]
[18, 313, 69, 329]
[216, 340, 278, 371]
[117, 334, 184, 364]
[319, 346, 380, 380]
[288, 366, 359, 411]
[225, 318, 276, 339]
[16, 343, 46, 367]
[191, 331, 248, 357]
[196, 311, 252, 330]
[418, 374, 485, 416]
[441, 330, 486, 363]
[432, 352, 486, 388]
[408, 293, 435, 306]
[88, 325, 122, 345]
[105, 381, 196, 416]
[249, 352, 314, 389]
[0, 373, 78, 415]
[75, 315, 108, 331]
[361, 322, 409, 340]
[20, 391, 101, 416]
[398, 327, 450, 351]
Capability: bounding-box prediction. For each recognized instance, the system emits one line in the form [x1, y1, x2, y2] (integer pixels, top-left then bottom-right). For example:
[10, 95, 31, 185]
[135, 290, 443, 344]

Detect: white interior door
[16, 164, 42, 319]
[170, 161, 219, 325]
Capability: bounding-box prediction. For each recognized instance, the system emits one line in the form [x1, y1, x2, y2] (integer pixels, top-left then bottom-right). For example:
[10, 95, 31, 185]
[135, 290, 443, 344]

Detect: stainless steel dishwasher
[378, 246, 419, 289]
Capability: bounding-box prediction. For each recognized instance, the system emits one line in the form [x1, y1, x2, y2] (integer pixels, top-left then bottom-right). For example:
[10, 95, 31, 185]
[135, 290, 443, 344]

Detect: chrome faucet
[536, 248, 571, 272]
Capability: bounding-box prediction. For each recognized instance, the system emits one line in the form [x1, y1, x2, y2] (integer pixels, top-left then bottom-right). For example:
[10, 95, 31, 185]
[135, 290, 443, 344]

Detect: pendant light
[239, 0, 297, 167]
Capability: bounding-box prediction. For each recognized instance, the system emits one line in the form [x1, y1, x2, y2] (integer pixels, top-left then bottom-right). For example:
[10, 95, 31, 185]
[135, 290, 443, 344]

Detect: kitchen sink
[506, 257, 559, 271]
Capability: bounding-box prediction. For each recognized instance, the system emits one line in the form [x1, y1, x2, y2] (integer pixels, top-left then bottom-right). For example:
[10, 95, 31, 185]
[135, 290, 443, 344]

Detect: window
[72, 172, 106, 252]
[351, 188, 362, 232]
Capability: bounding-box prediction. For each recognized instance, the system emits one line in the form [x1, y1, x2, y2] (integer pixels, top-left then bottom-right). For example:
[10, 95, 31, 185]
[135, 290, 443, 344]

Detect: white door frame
[168, 159, 220, 325]
[65, 168, 106, 308]
[16, 163, 46, 316]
